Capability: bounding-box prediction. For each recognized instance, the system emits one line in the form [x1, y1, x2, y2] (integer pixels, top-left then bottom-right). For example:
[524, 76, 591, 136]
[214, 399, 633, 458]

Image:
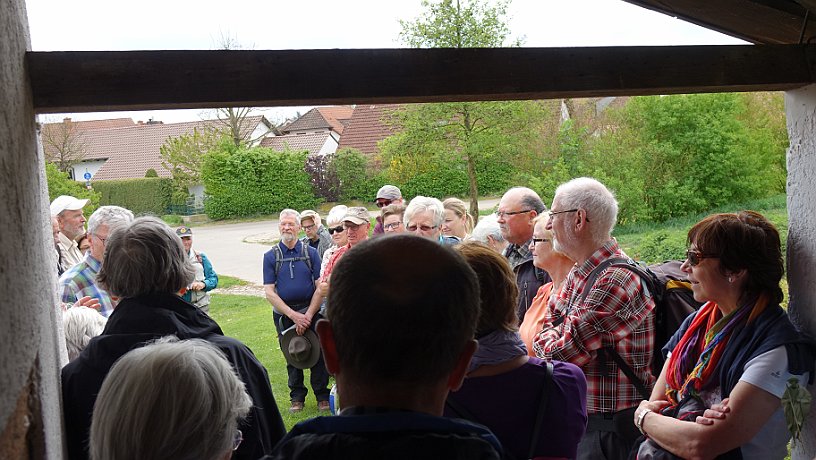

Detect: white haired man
[263, 209, 329, 413]
[404, 196, 460, 245]
[469, 214, 509, 255]
[497, 187, 551, 320]
[50, 195, 89, 272]
[59, 205, 134, 317]
[533, 177, 655, 459]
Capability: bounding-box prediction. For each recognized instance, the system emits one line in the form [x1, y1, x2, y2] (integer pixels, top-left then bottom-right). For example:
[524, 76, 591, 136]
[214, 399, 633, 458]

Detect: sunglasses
[376, 199, 393, 208]
[328, 225, 345, 235]
[686, 249, 716, 266]
[407, 224, 438, 232]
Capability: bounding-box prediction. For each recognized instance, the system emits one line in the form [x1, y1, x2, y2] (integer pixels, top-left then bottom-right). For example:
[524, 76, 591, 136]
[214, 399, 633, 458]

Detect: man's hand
[290, 311, 311, 334]
[191, 281, 206, 291]
[75, 296, 101, 311]
[695, 398, 731, 425]
[634, 399, 672, 426]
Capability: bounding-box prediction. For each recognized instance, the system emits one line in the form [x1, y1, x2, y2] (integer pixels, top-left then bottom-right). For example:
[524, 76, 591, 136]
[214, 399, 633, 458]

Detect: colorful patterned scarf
[665, 294, 769, 405]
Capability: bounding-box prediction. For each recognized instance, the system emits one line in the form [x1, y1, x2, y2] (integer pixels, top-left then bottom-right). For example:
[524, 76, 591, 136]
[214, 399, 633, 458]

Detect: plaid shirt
[533, 239, 655, 414]
[59, 253, 115, 317]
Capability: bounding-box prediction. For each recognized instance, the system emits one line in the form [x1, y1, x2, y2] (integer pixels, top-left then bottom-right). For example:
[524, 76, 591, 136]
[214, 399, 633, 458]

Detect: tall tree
[40, 117, 87, 173]
[392, 0, 530, 216]
[160, 127, 223, 201]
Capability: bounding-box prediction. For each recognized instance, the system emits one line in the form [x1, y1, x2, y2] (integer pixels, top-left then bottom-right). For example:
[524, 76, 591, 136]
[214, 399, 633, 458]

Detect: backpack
[577, 258, 703, 399]
[272, 243, 314, 283]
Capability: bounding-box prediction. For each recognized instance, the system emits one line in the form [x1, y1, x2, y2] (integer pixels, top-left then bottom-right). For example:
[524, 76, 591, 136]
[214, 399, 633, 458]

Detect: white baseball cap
[50, 195, 89, 216]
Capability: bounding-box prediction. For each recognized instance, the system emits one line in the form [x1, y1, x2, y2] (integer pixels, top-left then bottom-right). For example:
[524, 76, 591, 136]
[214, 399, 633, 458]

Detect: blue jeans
[273, 309, 330, 403]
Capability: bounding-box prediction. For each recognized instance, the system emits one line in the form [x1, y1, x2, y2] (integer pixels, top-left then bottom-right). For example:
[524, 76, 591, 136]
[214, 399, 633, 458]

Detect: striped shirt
[533, 239, 655, 414]
[59, 253, 115, 317]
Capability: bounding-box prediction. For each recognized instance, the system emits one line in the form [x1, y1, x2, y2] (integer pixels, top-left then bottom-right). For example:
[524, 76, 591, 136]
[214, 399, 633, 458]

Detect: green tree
[160, 128, 222, 202]
[391, 0, 537, 216]
[44, 162, 100, 214]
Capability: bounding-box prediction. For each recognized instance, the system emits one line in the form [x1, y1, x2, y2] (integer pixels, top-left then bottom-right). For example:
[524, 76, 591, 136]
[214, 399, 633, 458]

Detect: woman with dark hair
[446, 242, 587, 460]
[633, 211, 814, 459]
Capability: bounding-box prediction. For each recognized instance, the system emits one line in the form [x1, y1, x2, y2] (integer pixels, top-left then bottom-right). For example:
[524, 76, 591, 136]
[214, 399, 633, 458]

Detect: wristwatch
[636, 407, 653, 435]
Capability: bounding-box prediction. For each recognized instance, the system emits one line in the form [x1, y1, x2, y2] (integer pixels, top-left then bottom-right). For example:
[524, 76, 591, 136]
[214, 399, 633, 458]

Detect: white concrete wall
[316, 132, 340, 156]
[1, 0, 67, 458]
[71, 159, 106, 181]
[785, 84, 816, 460]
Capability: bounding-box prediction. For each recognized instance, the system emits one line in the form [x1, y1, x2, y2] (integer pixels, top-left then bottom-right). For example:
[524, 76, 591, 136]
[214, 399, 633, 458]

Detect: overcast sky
[25, 0, 746, 124]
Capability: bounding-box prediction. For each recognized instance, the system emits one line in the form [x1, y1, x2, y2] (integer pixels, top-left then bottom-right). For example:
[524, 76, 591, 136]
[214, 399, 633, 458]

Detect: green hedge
[92, 177, 173, 216]
[45, 162, 101, 215]
[202, 147, 319, 220]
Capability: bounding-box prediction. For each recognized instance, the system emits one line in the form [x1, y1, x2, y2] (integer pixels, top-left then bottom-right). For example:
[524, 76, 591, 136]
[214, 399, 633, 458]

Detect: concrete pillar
[785, 84, 816, 460]
[0, 0, 67, 458]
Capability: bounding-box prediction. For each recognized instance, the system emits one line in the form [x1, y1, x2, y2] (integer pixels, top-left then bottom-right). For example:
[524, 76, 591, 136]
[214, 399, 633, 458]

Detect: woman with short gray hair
[62, 216, 286, 460]
[90, 337, 252, 460]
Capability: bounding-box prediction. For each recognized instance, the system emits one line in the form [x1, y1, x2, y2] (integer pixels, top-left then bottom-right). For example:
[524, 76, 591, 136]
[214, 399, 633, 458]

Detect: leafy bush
[45, 162, 101, 215]
[144, 168, 158, 177]
[202, 146, 319, 220]
[92, 178, 173, 216]
[330, 148, 382, 201]
[305, 154, 339, 202]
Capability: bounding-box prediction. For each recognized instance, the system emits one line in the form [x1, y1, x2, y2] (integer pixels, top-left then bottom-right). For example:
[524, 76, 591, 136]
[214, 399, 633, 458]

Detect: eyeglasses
[384, 221, 403, 230]
[376, 199, 393, 208]
[531, 238, 550, 244]
[302, 223, 316, 231]
[686, 249, 716, 267]
[548, 209, 590, 222]
[95, 234, 109, 246]
[495, 209, 533, 218]
[328, 225, 345, 235]
[232, 430, 243, 451]
[407, 224, 438, 232]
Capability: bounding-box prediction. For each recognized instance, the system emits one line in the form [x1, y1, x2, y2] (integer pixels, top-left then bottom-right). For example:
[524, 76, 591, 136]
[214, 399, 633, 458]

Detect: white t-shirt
[685, 346, 809, 460]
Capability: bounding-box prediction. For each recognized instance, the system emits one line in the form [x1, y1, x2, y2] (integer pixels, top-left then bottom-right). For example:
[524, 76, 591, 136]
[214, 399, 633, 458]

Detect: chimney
[63, 117, 72, 123]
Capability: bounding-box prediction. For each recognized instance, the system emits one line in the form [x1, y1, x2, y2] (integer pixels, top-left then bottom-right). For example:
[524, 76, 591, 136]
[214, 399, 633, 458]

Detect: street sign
[83, 172, 92, 180]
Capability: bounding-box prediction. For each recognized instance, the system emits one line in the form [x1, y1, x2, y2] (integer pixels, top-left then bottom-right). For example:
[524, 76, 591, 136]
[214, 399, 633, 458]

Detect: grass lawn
[208, 293, 333, 430]
[217, 275, 249, 290]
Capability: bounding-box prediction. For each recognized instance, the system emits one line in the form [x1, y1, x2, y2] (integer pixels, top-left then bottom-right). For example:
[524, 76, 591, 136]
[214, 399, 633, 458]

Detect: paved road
[193, 198, 502, 285]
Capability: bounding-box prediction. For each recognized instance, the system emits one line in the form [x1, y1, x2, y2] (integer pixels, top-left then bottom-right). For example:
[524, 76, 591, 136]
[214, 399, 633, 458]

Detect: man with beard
[533, 177, 655, 460]
[496, 187, 550, 321]
[50, 195, 89, 272]
[263, 209, 330, 413]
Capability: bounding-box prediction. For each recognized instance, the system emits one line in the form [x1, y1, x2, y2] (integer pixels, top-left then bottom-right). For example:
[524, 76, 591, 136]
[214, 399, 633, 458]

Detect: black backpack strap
[528, 361, 553, 459]
[578, 257, 653, 401]
[602, 347, 650, 400]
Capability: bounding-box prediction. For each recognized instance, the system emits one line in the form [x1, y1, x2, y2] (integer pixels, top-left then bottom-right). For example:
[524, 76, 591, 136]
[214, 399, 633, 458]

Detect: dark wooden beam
[623, 0, 814, 45]
[28, 45, 816, 113]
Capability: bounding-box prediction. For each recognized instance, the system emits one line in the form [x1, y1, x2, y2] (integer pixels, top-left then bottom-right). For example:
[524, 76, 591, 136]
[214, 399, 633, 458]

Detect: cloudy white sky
[25, 0, 746, 124]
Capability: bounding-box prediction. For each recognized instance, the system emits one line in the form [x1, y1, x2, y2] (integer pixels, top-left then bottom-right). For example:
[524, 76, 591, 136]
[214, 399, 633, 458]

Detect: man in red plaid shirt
[533, 177, 655, 460]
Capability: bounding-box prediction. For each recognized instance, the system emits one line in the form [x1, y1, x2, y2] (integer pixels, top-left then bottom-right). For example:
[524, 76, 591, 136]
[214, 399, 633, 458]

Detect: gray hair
[326, 205, 348, 226]
[506, 186, 547, 214]
[554, 177, 618, 243]
[97, 217, 195, 298]
[279, 208, 300, 222]
[90, 337, 252, 460]
[63, 306, 107, 361]
[87, 205, 134, 236]
[469, 214, 505, 244]
[404, 196, 445, 227]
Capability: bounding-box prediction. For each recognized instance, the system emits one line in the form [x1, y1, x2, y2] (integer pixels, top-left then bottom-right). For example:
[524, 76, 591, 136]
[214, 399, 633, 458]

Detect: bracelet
[636, 408, 652, 435]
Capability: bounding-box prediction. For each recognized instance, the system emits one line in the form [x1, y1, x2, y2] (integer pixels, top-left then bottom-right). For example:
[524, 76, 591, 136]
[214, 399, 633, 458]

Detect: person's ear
[316, 319, 340, 375]
[447, 339, 478, 391]
[528, 210, 538, 223]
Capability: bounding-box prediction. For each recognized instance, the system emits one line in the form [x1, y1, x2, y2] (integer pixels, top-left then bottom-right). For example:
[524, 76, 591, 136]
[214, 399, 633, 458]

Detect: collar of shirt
[58, 231, 79, 250]
[505, 238, 533, 267]
[279, 240, 302, 253]
[84, 253, 102, 272]
[573, 239, 621, 280]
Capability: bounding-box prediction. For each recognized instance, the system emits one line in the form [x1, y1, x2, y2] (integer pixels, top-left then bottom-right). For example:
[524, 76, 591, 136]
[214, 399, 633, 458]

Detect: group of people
[50, 175, 813, 460]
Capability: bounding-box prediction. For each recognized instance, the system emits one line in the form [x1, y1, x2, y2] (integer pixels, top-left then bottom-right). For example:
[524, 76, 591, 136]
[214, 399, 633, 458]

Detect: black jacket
[265, 410, 502, 460]
[61, 293, 286, 460]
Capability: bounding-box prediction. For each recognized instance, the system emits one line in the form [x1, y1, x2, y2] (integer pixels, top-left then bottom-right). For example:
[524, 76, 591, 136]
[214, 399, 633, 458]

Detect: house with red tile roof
[281, 106, 354, 135]
[40, 115, 272, 182]
[259, 131, 339, 156]
[336, 104, 403, 157]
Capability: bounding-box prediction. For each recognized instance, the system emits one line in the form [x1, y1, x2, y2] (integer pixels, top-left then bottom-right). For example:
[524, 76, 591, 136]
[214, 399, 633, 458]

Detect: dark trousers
[273, 309, 330, 403]
[577, 410, 639, 460]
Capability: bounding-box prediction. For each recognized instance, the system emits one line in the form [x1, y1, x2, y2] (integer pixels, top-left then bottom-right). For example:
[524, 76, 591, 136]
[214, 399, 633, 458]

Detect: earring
[728, 276, 733, 283]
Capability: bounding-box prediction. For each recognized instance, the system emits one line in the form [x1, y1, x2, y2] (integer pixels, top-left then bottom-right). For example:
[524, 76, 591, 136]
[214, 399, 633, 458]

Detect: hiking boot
[289, 401, 304, 413]
[317, 400, 330, 412]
